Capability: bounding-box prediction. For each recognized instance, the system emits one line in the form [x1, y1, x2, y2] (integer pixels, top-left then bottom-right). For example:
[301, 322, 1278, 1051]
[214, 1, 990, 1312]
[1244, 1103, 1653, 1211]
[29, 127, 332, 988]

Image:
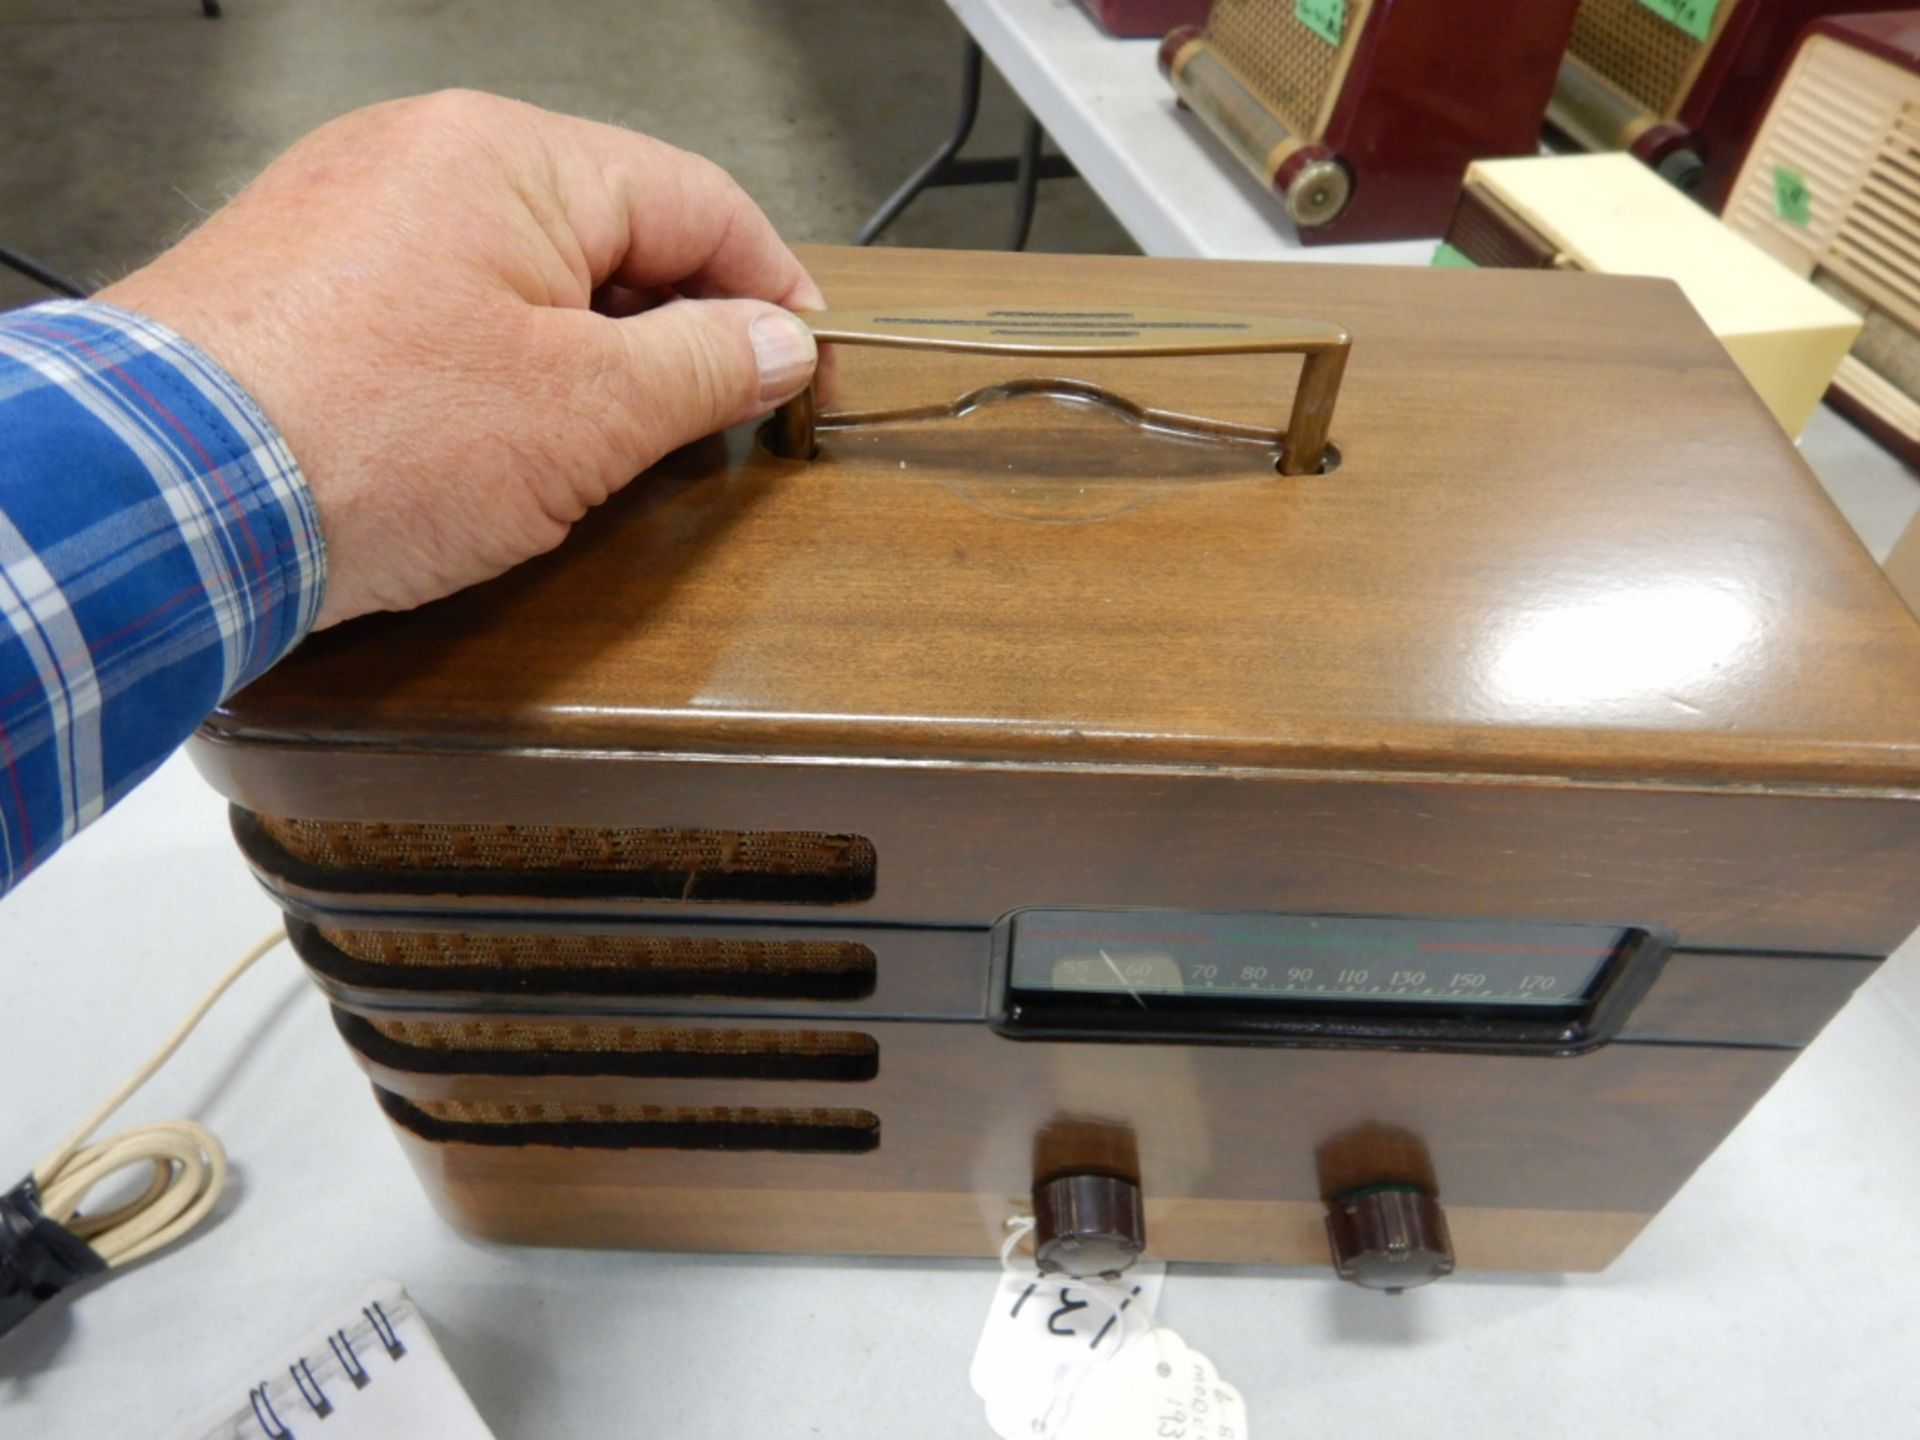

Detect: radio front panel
[347, 1014, 1797, 1266]
[243, 821, 1882, 1278]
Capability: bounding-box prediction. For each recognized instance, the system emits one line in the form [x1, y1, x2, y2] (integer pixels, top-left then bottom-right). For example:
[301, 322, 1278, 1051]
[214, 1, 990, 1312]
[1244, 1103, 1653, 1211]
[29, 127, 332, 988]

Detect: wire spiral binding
[244, 1300, 408, 1437]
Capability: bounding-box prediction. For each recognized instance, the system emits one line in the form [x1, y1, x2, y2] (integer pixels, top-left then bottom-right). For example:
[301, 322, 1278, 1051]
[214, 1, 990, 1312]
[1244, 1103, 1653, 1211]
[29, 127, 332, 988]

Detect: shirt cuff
[0, 299, 327, 695]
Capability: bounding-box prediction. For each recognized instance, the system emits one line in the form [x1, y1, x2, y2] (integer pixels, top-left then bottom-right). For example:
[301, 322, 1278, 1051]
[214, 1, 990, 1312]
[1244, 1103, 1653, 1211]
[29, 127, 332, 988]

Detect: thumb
[607, 296, 817, 459]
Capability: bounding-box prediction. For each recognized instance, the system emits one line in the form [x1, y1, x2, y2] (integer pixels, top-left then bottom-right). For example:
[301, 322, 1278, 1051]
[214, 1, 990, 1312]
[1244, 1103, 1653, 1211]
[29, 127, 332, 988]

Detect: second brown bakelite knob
[1032, 1173, 1146, 1279]
[1325, 1184, 1455, 1292]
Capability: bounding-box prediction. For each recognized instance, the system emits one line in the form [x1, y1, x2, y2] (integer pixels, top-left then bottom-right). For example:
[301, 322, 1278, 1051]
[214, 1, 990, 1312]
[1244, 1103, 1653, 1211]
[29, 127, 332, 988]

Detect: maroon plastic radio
[1159, 0, 1584, 243]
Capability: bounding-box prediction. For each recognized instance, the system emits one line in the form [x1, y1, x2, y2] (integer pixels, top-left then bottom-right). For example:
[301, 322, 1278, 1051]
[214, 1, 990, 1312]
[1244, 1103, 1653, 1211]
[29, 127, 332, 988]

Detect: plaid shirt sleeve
[0, 300, 326, 897]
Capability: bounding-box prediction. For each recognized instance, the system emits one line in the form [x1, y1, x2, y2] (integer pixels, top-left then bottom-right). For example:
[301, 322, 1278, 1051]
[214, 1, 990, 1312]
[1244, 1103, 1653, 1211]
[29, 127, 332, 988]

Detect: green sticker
[1635, 0, 1718, 41]
[1432, 243, 1478, 269]
[1773, 165, 1812, 226]
[1295, 0, 1344, 47]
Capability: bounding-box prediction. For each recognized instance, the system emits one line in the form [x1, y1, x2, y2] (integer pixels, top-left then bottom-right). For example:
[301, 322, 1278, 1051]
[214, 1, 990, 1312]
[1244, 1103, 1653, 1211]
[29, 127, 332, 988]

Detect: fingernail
[752, 310, 817, 404]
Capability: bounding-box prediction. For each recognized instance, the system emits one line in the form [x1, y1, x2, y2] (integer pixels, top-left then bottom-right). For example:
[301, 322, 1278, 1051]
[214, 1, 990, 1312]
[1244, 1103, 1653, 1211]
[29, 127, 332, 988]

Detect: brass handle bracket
[767, 307, 1350, 477]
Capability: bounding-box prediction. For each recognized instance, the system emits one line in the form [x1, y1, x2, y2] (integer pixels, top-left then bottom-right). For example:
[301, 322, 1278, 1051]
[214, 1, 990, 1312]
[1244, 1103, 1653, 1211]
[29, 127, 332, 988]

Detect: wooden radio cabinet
[190, 245, 1920, 1286]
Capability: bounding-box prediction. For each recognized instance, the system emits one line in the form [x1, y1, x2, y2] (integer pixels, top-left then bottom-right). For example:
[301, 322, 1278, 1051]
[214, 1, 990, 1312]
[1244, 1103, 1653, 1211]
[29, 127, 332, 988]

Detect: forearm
[0, 301, 324, 896]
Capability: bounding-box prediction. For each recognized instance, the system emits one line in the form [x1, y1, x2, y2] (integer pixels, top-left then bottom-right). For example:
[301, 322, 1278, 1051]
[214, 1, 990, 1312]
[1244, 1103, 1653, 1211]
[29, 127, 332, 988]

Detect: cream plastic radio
[1723, 11, 1920, 464]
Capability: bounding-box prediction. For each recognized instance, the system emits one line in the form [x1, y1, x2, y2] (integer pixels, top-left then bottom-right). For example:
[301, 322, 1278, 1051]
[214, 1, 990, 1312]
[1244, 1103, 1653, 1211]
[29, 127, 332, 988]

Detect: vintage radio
[1721, 11, 1920, 467]
[1442, 151, 1861, 437]
[1157, 0, 1583, 243]
[1079, 0, 1211, 38]
[190, 245, 1920, 1288]
[1548, 0, 1911, 207]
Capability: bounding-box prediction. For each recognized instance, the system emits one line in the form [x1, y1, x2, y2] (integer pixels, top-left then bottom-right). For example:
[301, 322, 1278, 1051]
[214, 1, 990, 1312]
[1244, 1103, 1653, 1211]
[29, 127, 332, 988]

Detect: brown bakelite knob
[1032, 1173, 1146, 1279]
[1325, 1185, 1455, 1292]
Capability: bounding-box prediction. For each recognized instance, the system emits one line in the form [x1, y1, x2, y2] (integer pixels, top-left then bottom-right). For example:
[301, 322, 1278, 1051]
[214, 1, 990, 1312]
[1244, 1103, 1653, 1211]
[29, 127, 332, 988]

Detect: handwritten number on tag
[1010, 1282, 1146, 1349]
[1089, 1287, 1141, 1350]
[1047, 1290, 1092, 1337]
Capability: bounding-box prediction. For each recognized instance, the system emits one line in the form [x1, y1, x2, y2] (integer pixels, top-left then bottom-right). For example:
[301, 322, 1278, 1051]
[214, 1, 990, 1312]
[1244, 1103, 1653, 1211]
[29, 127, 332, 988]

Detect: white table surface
[8, 4, 1920, 1435]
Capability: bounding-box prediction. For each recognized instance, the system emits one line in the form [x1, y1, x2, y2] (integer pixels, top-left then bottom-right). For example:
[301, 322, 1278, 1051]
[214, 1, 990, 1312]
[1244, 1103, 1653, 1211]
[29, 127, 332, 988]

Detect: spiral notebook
[167, 1281, 496, 1439]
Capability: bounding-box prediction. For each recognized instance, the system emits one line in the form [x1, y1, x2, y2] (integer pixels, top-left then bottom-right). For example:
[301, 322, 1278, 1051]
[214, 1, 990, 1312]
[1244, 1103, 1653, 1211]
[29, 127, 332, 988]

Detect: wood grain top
[210, 245, 1920, 788]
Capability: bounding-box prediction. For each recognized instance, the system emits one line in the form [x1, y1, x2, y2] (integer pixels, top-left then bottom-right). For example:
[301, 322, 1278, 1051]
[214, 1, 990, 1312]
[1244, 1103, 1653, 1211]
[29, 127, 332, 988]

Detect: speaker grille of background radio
[1567, 0, 1718, 116]
[1205, 0, 1369, 134]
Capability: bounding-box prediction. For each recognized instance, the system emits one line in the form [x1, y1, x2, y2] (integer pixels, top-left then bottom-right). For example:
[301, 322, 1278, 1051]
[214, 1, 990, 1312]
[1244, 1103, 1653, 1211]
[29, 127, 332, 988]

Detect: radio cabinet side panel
[192, 739, 1920, 957]
[1317, 0, 1583, 243]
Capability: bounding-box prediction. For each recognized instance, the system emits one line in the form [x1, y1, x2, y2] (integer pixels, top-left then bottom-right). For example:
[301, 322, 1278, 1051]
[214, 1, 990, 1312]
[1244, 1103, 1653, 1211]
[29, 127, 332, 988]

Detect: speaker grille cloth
[1205, 0, 1369, 134]
[1566, 0, 1725, 117]
[367, 1019, 876, 1059]
[322, 928, 872, 976]
[262, 817, 876, 902]
[415, 1098, 876, 1129]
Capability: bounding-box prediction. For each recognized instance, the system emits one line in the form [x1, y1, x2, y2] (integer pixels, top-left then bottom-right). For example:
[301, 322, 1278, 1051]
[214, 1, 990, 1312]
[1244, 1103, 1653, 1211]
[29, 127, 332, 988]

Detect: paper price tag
[1060, 1327, 1250, 1440]
[1635, 0, 1718, 42]
[1773, 166, 1812, 226]
[1295, 0, 1344, 48]
[970, 1263, 1166, 1440]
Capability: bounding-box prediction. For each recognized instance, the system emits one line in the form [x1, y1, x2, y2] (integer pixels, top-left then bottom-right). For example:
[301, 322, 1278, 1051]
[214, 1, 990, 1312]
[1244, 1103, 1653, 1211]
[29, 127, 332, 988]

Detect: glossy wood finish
[189, 245, 1920, 1271]
[197, 248, 1920, 788]
[379, 1140, 1652, 1270]
[343, 1018, 1795, 1216]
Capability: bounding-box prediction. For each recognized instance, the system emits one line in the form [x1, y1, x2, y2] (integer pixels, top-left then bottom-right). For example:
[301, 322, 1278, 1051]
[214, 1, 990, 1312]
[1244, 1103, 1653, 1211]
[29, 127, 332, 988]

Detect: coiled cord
[31, 928, 286, 1268]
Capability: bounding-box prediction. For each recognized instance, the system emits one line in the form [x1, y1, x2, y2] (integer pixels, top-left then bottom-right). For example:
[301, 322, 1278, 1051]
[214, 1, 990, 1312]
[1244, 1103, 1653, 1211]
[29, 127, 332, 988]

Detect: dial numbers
[1015, 911, 1627, 1009]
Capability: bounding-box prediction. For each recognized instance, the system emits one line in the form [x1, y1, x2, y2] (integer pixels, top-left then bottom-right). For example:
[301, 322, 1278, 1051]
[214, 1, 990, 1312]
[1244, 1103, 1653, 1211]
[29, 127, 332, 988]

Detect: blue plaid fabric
[0, 300, 325, 897]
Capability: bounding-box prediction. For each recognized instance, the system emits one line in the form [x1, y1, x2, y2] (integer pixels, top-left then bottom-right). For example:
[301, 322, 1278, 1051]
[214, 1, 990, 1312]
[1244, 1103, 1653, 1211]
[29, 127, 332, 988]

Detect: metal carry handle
[767, 306, 1350, 477]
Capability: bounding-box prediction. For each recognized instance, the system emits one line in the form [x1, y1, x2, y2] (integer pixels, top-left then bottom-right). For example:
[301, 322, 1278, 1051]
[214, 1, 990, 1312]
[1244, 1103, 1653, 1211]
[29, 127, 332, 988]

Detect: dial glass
[1006, 909, 1633, 1009]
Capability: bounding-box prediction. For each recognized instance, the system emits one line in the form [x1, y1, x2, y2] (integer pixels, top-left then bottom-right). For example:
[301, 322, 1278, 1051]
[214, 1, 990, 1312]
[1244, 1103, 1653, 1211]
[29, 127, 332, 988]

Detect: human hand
[99, 90, 825, 628]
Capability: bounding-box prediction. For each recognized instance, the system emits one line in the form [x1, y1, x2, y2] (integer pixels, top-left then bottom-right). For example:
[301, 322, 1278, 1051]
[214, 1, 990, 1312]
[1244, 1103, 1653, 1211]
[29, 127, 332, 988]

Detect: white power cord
[29, 927, 286, 1268]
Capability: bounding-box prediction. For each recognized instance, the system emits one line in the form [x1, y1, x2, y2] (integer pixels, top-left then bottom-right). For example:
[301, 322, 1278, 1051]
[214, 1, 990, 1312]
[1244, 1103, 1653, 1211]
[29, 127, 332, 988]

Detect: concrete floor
[0, 0, 1137, 310]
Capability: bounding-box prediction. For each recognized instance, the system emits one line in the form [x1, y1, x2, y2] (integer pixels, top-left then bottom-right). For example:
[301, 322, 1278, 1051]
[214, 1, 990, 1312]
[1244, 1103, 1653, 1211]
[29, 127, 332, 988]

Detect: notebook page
[168, 1281, 496, 1440]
